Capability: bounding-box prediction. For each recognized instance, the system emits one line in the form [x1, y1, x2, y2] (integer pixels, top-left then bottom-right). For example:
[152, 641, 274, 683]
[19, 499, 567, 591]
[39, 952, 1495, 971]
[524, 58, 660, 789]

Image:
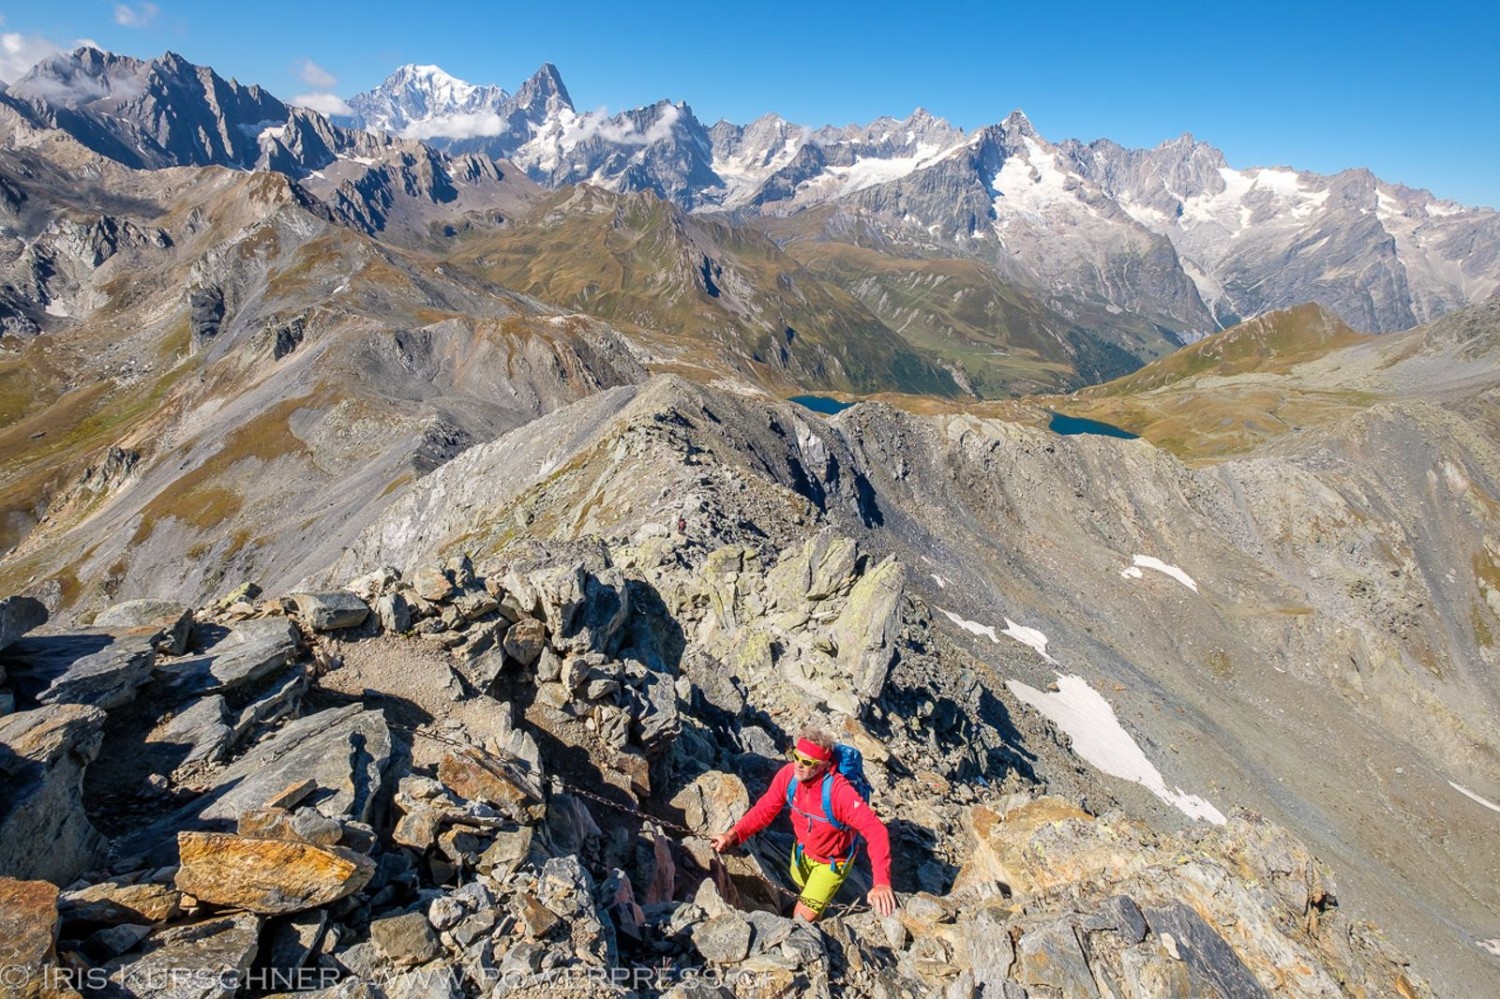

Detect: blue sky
[2, 0, 1496, 208]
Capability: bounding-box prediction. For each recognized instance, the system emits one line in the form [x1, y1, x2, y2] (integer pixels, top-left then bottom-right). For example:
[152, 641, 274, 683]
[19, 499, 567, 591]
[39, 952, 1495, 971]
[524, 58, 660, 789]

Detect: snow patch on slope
[1008, 674, 1227, 824]
[1121, 554, 1198, 592]
[1449, 781, 1500, 815]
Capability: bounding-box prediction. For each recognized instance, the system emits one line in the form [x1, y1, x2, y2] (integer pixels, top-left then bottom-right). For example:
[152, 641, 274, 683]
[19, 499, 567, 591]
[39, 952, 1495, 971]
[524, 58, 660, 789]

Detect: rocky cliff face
[1062, 135, 1500, 333]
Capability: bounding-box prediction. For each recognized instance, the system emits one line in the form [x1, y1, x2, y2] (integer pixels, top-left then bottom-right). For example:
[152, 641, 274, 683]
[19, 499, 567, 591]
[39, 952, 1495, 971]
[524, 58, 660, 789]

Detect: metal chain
[387, 720, 870, 918]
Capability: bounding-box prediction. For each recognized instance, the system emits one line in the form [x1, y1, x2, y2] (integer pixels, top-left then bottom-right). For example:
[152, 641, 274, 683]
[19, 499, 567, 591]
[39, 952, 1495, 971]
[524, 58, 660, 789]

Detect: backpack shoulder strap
[821, 773, 847, 831]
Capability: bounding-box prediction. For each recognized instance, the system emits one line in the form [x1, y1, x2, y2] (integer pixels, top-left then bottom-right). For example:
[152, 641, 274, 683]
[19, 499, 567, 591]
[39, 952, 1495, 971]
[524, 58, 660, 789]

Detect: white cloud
[19, 71, 142, 106]
[291, 92, 353, 117]
[557, 103, 682, 152]
[400, 110, 504, 140]
[296, 59, 336, 89]
[113, 3, 161, 28]
[0, 31, 62, 83]
[640, 104, 683, 144]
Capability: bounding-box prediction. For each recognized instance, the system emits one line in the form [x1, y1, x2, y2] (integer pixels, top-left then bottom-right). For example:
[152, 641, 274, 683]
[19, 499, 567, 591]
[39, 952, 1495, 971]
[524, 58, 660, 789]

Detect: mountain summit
[343, 62, 573, 150]
[344, 63, 510, 137]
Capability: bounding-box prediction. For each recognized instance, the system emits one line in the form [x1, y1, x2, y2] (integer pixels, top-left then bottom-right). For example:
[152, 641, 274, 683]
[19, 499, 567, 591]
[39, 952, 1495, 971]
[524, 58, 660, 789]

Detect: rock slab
[4, 630, 157, 709]
[0, 704, 108, 883]
[155, 617, 299, 700]
[175, 832, 376, 914]
[0, 878, 60, 990]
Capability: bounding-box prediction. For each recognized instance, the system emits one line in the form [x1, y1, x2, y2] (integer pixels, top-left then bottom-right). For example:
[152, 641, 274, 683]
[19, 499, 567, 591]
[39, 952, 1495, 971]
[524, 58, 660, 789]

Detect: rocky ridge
[0, 522, 1434, 998]
[313, 350, 1500, 994]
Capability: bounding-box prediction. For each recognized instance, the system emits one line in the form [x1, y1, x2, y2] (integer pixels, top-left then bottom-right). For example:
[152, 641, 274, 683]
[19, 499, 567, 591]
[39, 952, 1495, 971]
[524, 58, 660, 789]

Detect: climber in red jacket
[711, 725, 897, 920]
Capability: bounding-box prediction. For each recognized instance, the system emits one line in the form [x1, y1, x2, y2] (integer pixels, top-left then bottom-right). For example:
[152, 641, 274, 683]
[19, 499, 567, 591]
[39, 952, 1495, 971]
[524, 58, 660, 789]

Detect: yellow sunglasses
[788, 750, 827, 768]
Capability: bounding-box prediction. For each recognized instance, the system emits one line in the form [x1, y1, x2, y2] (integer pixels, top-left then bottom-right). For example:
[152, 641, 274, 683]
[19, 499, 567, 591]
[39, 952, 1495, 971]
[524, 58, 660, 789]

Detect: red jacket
[732, 763, 892, 888]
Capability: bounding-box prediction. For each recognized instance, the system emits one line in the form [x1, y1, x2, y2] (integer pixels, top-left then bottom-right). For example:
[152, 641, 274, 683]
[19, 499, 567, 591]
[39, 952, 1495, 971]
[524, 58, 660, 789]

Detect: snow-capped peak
[385, 64, 490, 105]
[345, 63, 509, 137]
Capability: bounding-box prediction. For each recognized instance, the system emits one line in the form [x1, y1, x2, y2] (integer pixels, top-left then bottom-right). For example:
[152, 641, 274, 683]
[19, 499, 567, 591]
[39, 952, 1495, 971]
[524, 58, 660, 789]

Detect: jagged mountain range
[0, 48, 1170, 400]
[5, 46, 1497, 356]
[340, 60, 1500, 336]
[0, 48, 538, 249]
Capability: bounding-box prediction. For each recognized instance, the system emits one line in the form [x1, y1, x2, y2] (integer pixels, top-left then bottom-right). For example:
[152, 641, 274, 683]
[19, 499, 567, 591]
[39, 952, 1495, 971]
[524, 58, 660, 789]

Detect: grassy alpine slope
[445, 186, 960, 398]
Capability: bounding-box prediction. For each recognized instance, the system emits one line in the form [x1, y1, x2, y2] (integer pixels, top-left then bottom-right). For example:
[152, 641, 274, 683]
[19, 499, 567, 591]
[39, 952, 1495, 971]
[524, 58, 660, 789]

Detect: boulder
[212, 582, 261, 608]
[829, 556, 905, 707]
[84, 922, 154, 963]
[477, 825, 534, 879]
[108, 912, 260, 999]
[501, 617, 547, 667]
[502, 540, 629, 655]
[265, 910, 327, 975]
[627, 669, 680, 755]
[0, 595, 47, 653]
[807, 535, 861, 601]
[669, 772, 750, 837]
[3, 630, 156, 710]
[766, 532, 860, 612]
[119, 705, 390, 862]
[436, 747, 545, 822]
[951, 796, 1094, 897]
[95, 600, 194, 655]
[960, 907, 1016, 992]
[0, 704, 107, 883]
[0, 878, 60, 994]
[412, 566, 456, 603]
[155, 617, 299, 701]
[175, 832, 376, 914]
[681, 648, 745, 719]
[375, 592, 412, 633]
[693, 912, 753, 964]
[229, 664, 307, 746]
[237, 806, 331, 845]
[1014, 919, 1099, 998]
[452, 589, 498, 621]
[1082, 895, 1148, 945]
[368, 911, 440, 968]
[288, 591, 370, 632]
[601, 868, 646, 940]
[515, 893, 561, 939]
[347, 566, 401, 602]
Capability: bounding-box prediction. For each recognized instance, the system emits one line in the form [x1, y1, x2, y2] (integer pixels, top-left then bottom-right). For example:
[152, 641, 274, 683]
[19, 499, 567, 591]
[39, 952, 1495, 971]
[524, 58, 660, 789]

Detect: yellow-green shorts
[789, 844, 854, 916]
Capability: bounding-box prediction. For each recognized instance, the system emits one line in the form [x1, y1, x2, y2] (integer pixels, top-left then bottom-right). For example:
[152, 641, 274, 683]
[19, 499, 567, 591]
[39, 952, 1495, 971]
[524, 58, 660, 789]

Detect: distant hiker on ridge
[712, 725, 897, 920]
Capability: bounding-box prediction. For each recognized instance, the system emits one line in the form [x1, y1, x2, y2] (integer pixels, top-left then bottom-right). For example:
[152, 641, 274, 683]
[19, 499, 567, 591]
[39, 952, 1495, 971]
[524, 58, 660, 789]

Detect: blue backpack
[785, 743, 873, 833]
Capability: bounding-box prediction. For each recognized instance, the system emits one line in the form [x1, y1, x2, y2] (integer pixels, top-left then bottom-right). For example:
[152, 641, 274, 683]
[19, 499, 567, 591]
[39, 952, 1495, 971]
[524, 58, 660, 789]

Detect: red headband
[794, 738, 833, 763]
